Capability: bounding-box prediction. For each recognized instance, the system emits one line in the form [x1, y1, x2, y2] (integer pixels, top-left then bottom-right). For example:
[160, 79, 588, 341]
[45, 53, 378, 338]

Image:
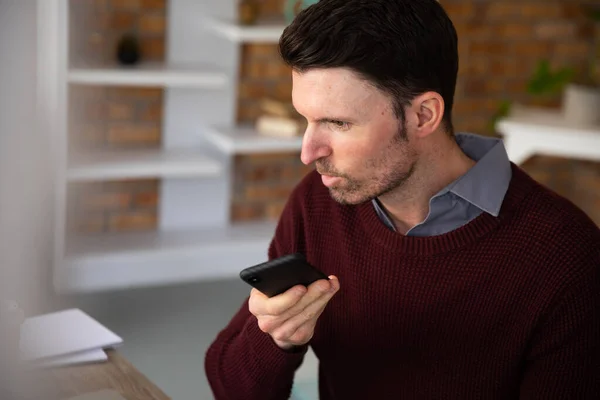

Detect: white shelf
[497, 106, 600, 164]
[67, 148, 223, 181]
[204, 125, 303, 154]
[205, 18, 287, 43]
[68, 62, 228, 88]
[59, 221, 277, 292]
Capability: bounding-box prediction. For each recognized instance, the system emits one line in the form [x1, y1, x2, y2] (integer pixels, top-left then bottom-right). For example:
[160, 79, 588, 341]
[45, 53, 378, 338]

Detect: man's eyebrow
[315, 116, 355, 123]
[292, 103, 358, 123]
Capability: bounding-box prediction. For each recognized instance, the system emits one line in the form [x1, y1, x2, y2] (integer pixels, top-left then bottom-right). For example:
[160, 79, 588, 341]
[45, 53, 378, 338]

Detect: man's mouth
[316, 167, 337, 177]
[320, 174, 342, 187]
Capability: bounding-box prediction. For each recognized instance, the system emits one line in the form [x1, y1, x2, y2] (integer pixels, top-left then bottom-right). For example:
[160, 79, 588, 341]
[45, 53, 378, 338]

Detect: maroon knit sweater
[205, 164, 600, 400]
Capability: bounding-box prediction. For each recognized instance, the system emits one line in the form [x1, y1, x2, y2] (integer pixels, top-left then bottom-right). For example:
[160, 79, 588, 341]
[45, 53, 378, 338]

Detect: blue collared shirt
[373, 133, 512, 236]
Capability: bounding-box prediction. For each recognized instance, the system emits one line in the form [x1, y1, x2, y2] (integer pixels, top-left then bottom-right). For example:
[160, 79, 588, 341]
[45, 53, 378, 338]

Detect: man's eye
[327, 120, 351, 131]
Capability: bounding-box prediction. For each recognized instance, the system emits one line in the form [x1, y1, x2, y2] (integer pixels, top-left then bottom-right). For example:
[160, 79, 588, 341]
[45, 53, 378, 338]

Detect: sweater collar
[357, 164, 536, 255]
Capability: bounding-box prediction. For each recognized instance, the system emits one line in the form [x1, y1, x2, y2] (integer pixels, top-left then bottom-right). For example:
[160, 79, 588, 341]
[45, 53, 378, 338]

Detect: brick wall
[233, 0, 600, 226]
[68, 0, 166, 234]
[442, 0, 599, 224]
[448, 0, 596, 134]
[67, 179, 159, 233]
[232, 0, 306, 223]
[522, 156, 600, 224]
[231, 153, 313, 221]
[232, 41, 302, 222]
[70, 0, 166, 66]
[68, 0, 599, 232]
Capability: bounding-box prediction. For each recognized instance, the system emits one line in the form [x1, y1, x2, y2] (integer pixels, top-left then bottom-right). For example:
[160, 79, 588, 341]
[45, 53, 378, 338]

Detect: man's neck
[377, 138, 475, 235]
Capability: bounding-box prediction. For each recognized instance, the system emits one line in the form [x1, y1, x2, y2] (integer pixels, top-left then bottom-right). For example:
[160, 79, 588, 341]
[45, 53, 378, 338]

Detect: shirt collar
[444, 133, 512, 217]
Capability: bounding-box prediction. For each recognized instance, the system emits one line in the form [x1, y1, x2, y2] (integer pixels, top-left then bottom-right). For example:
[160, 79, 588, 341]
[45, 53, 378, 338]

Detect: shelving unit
[204, 125, 303, 154]
[202, 15, 300, 154]
[68, 62, 228, 88]
[67, 148, 223, 181]
[61, 220, 276, 292]
[38, 0, 292, 294]
[205, 17, 287, 43]
[497, 106, 600, 165]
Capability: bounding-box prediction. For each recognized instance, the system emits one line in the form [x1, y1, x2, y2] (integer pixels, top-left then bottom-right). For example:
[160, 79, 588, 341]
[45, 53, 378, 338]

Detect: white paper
[35, 347, 108, 368]
[19, 308, 123, 362]
[65, 389, 127, 400]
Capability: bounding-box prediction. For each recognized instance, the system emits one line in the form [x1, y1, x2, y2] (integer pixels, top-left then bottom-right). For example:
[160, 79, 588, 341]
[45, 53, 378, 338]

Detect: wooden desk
[49, 350, 170, 400]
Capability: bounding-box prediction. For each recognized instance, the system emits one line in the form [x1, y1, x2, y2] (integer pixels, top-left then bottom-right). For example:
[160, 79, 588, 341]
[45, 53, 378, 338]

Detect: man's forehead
[292, 68, 386, 115]
[292, 68, 373, 92]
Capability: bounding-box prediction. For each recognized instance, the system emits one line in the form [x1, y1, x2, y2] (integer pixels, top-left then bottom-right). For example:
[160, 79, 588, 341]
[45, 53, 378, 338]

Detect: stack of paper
[66, 390, 127, 400]
[19, 308, 123, 368]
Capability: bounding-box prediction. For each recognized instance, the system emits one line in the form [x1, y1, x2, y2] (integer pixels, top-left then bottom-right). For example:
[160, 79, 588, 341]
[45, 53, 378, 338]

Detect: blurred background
[0, 0, 599, 399]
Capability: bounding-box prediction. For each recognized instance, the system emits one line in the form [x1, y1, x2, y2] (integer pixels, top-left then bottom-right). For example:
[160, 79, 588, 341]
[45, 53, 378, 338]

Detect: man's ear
[412, 91, 445, 138]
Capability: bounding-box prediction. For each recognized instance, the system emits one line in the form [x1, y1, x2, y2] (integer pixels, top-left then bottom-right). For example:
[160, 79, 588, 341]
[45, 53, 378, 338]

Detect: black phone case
[239, 253, 328, 297]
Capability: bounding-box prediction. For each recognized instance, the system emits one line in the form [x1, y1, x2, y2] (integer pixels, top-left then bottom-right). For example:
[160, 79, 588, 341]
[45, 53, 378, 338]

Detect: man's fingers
[294, 276, 340, 317]
[254, 276, 340, 348]
[288, 321, 317, 345]
[249, 285, 307, 316]
[278, 276, 339, 321]
[271, 305, 324, 344]
[270, 276, 340, 342]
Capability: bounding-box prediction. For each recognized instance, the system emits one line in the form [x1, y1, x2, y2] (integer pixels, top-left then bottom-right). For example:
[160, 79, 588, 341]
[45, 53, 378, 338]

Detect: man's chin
[327, 188, 372, 206]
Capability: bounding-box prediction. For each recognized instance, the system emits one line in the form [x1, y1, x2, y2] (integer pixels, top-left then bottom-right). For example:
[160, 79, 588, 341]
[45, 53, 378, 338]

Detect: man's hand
[249, 276, 340, 350]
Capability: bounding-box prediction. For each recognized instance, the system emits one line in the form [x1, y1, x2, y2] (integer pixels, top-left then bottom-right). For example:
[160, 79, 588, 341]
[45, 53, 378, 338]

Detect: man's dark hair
[279, 0, 459, 135]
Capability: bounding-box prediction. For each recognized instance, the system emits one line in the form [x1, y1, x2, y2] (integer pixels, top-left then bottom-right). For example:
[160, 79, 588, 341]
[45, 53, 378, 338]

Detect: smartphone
[239, 253, 329, 297]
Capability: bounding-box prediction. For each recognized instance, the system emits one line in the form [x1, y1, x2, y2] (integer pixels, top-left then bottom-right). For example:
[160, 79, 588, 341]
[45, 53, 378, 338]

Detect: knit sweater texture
[205, 164, 600, 400]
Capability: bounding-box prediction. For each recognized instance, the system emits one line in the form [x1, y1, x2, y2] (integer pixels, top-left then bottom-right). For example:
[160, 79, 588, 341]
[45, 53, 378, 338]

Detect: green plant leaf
[586, 7, 600, 21]
[526, 60, 574, 95]
[527, 60, 550, 94]
[489, 100, 512, 133]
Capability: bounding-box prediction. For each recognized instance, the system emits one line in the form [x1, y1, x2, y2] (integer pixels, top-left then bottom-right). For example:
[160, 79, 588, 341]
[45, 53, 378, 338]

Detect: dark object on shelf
[239, 0, 259, 25]
[116, 34, 141, 65]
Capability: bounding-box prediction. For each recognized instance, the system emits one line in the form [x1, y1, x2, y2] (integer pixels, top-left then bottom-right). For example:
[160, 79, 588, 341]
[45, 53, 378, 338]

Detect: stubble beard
[318, 124, 418, 205]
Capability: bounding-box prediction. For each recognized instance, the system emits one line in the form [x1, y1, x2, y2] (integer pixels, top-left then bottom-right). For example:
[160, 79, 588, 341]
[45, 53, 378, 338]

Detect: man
[205, 0, 600, 399]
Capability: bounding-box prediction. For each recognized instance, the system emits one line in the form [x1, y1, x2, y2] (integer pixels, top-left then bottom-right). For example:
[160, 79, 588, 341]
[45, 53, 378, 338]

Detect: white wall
[0, 0, 55, 316]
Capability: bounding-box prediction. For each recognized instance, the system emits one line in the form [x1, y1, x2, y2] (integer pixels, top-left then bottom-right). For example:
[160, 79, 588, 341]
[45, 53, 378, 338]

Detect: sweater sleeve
[519, 248, 600, 399]
[204, 297, 308, 400]
[204, 180, 310, 400]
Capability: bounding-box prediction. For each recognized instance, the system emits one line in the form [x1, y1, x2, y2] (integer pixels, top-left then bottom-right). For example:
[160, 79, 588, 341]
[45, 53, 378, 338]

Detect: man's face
[292, 68, 419, 205]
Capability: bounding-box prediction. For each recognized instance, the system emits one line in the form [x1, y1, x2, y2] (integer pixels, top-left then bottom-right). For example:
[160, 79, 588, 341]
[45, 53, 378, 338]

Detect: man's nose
[300, 127, 331, 165]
